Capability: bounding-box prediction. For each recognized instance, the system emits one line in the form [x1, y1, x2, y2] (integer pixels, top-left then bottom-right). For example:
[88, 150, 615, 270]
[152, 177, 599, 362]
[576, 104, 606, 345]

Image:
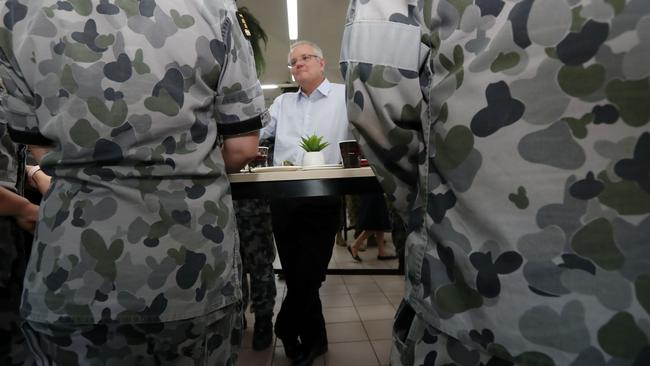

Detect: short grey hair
[288, 40, 324, 63]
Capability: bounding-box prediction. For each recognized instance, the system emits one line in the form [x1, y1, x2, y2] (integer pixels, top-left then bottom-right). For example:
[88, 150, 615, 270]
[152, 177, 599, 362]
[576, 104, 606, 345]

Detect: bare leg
[350, 230, 371, 258]
[376, 231, 389, 257]
[375, 231, 397, 259]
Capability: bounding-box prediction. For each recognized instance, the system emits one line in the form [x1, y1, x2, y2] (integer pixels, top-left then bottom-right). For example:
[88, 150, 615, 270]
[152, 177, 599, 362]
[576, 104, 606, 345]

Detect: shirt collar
[298, 79, 331, 100]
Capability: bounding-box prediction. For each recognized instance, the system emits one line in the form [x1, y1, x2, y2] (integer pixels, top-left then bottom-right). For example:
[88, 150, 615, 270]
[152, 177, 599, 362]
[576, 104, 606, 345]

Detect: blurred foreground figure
[341, 1, 650, 365]
[0, 99, 35, 366]
[0, 1, 266, 364]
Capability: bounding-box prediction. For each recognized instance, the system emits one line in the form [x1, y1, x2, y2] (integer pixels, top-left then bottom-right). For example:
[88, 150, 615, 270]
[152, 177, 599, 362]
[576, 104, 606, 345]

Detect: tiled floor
[237, 236, 404, 366]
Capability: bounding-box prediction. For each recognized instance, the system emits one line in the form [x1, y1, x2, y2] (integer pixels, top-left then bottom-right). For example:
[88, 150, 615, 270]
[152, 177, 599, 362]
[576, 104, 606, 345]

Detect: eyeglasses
[288, 54, 319, 68]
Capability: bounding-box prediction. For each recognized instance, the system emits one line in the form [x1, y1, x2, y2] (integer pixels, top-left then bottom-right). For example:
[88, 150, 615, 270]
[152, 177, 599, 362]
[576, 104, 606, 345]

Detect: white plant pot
[302, 151, 325, 166]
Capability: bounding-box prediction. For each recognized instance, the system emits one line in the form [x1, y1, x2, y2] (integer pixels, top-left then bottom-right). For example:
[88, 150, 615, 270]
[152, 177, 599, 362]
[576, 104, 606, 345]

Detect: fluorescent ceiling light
[261, 84, 279, 90]
[287, 0, 298, 40]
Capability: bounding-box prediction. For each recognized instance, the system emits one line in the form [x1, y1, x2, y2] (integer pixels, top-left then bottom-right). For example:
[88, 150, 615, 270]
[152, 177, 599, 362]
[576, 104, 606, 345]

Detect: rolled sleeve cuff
[7, 125, 52, 145]
[218, 110, 268, 135]
[216, 82, 267, 136]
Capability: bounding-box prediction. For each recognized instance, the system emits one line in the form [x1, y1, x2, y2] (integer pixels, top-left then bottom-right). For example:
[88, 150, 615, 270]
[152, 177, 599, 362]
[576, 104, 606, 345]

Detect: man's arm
[222, 130, 259, 173]
[259, 97, 279, 142]
[26, 165, 51, 195]
[340, 0, 428, 218]
[211, 4, 266, 167]
[0, 9, 53, 147]
[0, 186, 38, 233]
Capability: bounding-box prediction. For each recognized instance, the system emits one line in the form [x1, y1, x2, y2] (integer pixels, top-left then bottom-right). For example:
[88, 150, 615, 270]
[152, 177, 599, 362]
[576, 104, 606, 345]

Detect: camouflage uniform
[0, 110, 33, 366]
[0, 0, 266, 364]
[341, 1, 650, 365]
[233, 199, 276, 318]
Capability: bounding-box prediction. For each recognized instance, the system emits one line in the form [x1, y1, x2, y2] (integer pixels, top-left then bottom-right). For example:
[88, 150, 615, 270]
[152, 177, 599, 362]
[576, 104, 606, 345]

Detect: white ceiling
[237, 0, 349, 101]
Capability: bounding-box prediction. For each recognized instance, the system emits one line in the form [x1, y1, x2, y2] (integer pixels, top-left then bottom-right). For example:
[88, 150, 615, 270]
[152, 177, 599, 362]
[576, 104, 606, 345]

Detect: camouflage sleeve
[212, 2, 267, 136]
[0, 11, 52, 146]
[340, 0, 428, 219]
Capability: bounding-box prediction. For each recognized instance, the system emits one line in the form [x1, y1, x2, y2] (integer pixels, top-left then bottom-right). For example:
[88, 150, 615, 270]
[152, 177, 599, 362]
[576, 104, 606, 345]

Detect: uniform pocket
[392, 299, 416, 365]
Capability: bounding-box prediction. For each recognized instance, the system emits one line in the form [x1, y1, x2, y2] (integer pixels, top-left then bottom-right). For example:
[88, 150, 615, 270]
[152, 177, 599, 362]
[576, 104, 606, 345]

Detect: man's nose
[295, 59, 309, 68]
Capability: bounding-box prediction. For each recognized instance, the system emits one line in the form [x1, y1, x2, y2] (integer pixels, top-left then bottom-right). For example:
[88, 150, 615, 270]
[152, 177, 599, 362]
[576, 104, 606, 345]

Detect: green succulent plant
[299, 134, 330, 152]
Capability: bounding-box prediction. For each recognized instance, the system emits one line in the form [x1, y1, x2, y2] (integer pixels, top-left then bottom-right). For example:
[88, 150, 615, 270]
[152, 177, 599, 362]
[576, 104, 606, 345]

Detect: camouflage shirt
[0, 113, 21, 194]
[0, 0, 266, 324]
[342, 0, 650, 364]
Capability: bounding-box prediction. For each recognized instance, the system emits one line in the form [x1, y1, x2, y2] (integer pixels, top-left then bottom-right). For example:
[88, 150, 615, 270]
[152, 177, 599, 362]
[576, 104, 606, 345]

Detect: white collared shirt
[261, 79, 353, 166]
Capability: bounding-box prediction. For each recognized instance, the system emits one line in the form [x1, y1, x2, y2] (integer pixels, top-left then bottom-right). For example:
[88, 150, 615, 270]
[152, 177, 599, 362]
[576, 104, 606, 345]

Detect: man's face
[289, 44, 325, 86]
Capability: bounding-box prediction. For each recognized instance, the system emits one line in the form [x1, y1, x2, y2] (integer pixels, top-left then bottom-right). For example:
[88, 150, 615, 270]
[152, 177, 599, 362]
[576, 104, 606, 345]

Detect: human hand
[28, 146, 49, 163]
[26, 165, 41, 189]
[15, 201, 38, 233]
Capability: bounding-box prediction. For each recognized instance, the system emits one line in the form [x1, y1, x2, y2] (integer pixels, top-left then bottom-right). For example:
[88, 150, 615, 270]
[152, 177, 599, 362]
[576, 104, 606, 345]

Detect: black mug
[339, 140, 360, 168]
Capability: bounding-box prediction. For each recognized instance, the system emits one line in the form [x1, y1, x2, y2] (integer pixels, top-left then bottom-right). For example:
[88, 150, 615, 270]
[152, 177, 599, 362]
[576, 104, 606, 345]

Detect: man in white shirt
[260, 40, 351, 365]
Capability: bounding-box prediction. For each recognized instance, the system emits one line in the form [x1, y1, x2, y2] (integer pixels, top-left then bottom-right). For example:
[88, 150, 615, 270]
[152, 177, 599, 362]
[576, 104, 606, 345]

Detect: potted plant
[300, 134, 329, 166]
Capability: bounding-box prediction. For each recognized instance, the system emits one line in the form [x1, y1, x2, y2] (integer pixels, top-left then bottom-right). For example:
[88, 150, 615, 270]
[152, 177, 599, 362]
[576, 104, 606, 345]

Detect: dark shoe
[252, 315, 273, 350]
[347, 246, 362, 262]
[377, 254, 397, 260]
[279, 337, 303, 361]
[292, 344, 327, 366]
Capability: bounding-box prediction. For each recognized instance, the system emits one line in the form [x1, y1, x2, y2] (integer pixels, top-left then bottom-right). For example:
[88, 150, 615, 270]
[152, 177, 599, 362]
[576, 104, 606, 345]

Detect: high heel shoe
[347, 245, 362, 262]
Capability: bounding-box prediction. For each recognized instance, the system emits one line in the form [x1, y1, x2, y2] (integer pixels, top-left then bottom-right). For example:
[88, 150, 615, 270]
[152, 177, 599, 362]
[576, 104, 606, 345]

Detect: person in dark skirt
[348, 193, 397, 262]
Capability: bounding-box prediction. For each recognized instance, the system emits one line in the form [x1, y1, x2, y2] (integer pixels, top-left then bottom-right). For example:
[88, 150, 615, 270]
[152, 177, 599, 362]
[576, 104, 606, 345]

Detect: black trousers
[270, 196, 341, 349]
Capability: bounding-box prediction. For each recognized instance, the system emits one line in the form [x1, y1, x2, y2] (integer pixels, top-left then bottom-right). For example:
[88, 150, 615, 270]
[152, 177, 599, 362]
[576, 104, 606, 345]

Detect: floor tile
[325, 274, 344, 284]
[371, 339, 392, 366]
[362, 319, 393, 340]
[350, 292, 390, 306]
[319, 282, 349, 295]
[356, 304, 397, 321]
[241, 327, 253, 349]
[325, 341, 379, 366]
[236, 345, 274, 366]
[362, 260, 396, 269]
[377, 280, 405, 293]
[372, 275, 404, 283]
[343, 275, 377, 284]
[335, 261, 367, 269]
[273, 346, 325, 366]
[321, 293, 354, 308]
[326, 321, 368, 343]
[272, 346, 293, 366]
[384, 292, 404, 307]
[346, 282, 381, 294]
[323, 306, 360, 323]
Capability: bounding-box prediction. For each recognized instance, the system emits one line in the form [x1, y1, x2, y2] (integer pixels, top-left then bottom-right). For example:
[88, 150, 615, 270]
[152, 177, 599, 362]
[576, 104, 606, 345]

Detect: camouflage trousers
[391, 300, 517, 366]
[235, 205, 276, 318]
[0, 216, 35, 366]
[22, 303, 243, 366]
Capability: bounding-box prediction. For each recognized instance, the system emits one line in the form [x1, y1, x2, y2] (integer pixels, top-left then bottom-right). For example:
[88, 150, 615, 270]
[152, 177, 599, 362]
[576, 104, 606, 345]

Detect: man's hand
[222, 130, 260, 173]
[15, 199, 38, 233]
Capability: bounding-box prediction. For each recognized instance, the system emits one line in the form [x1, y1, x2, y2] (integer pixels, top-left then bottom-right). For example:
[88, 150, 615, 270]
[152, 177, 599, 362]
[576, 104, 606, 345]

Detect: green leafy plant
[299, 135, 329, 152]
